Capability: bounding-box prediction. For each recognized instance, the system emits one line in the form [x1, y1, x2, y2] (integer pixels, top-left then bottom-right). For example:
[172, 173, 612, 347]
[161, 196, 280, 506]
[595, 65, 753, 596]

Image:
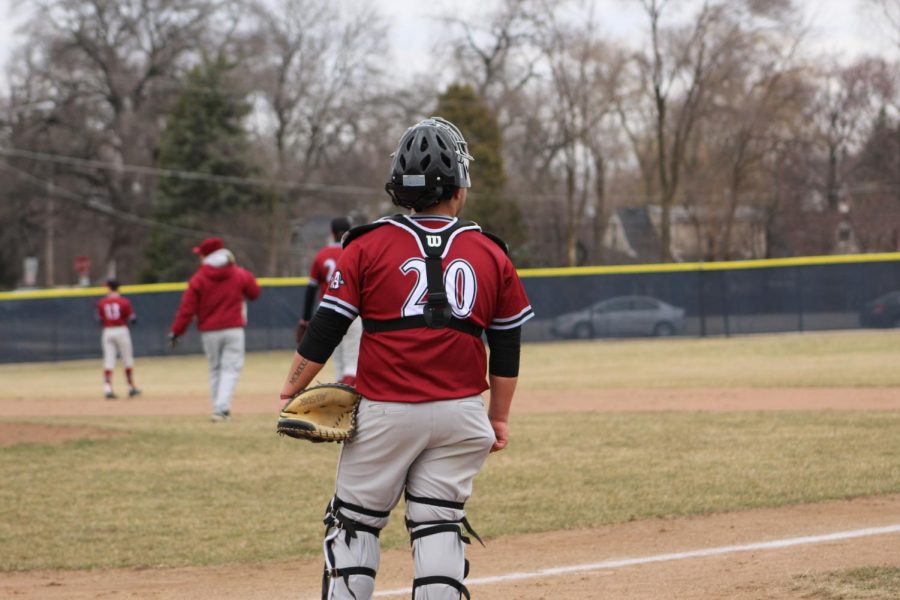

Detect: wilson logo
[426, 235, 441, 248]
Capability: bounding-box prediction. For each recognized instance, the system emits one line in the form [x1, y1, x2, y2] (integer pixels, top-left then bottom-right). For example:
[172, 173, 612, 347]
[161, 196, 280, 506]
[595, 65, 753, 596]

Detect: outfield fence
[1, 254, 898, 363]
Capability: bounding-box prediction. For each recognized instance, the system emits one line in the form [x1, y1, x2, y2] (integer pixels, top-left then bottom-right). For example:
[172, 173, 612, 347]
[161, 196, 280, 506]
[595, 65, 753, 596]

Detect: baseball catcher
[277, 383, 360, 442]
[277, 116, 533, 600]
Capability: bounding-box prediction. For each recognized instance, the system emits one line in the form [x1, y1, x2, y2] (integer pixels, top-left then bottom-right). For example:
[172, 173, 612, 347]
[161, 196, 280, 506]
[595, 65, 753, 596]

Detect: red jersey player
[279, 117, 532, 600]
[296, 217, 361, 385]
[96, 279, 140, 399]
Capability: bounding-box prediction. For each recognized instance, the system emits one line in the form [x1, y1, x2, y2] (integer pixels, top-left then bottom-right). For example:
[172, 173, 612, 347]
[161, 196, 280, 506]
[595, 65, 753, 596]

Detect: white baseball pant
[323, 395, 496, 600]
[331, 317, 362, 381]
[200, 327, 245, 415]
[101, 326, 134, 369]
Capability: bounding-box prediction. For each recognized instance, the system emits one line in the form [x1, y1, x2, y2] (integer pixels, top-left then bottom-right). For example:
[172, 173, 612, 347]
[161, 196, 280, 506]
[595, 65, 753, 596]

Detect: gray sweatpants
[324, 396, 496, 600]
[200, 327, 245, 415]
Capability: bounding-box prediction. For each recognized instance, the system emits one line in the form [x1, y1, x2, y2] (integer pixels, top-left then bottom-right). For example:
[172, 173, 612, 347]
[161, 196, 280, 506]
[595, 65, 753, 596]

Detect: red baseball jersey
[319, 215, 534, 402]
[97, 294, 134, 327]
[309, 242, 343, 301]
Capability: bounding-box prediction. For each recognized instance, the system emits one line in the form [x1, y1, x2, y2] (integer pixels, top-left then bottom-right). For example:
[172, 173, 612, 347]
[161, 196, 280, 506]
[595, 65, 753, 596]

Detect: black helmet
[384, 117, 474, 211]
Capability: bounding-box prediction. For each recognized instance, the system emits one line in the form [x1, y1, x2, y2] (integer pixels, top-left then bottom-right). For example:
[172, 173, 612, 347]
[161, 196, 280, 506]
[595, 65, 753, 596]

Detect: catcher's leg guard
[322, 496, 390, 600]
[405, 491, 484, 600]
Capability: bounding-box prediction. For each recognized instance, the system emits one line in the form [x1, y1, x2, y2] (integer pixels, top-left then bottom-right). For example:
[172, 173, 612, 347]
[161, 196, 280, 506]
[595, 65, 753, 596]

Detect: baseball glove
[277, 383, 360, 443]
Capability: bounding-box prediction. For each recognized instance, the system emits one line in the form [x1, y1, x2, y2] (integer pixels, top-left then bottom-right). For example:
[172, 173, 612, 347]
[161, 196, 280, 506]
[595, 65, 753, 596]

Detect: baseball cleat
[128, 388, 142, 398]
[104, 391, 117, 400]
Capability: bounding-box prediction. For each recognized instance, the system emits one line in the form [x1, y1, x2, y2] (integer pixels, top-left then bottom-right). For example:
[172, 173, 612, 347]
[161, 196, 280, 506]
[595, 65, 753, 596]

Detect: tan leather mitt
[276, 383, 360, 443]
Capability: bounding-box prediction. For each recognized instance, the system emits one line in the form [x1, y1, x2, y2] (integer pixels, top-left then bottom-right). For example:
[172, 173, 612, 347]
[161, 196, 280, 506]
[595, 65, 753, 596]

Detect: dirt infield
[3, 493, 898, 599]
[2, 387, 899, 599]
[2, 386, 899, 418]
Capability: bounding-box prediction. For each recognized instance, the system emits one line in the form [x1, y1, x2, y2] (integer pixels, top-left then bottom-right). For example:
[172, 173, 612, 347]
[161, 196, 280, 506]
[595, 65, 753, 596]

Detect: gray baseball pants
[101, 326, 134, 369]
[323, 396, 496, 600]
[332, 318, 362, 381]
[200, 327, 245, 415]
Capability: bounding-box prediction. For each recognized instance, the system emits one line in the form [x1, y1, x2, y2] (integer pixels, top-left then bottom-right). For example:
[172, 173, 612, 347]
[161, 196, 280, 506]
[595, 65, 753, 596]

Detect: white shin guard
[406, 492, 481, 600]
[322, 497, 388, 600]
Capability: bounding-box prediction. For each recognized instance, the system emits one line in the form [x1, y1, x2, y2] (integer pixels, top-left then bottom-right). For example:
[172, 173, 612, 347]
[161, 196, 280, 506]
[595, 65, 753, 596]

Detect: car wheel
[653, 322, 675, 337]
[573, 322, 594, 339]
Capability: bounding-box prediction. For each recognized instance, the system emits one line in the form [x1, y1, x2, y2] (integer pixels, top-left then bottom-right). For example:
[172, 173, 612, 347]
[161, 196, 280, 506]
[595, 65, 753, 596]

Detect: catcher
[278, 116, 533, 600]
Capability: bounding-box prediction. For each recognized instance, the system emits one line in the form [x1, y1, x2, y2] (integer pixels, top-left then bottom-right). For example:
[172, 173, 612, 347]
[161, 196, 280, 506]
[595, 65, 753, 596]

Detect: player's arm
[279, 352, 325, 403]
[485, 326, 521, 452]
[280, 308, 353, 402]
[170, 283, 199, 338]
[242, 269, 261, 300]
[124, 299, 137, 325]
[301, 282, 318, 322]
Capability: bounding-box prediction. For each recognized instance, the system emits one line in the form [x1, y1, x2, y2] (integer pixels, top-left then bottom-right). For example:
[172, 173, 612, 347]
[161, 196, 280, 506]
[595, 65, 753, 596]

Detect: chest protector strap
[345, 215, 494, 337]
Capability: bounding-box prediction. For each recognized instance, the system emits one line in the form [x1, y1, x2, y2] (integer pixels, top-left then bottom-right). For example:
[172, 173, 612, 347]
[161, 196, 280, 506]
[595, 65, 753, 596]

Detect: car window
[632, 299, 659, 310]
[604, 299, 632, 311]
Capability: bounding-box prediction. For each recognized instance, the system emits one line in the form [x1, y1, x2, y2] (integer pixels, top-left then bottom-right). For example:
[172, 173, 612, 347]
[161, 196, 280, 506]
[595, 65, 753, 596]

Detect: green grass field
[1, 330, 899, 400]
[1, 330, 899, 572]
[2, 411, 900, 571]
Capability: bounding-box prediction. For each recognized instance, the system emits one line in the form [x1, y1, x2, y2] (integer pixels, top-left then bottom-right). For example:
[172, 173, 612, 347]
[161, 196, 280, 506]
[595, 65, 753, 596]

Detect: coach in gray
[169, 237, 261, 421]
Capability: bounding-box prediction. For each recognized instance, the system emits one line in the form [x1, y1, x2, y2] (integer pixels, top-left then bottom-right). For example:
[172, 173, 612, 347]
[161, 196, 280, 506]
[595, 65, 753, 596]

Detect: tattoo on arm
[288, 358, 309, 386]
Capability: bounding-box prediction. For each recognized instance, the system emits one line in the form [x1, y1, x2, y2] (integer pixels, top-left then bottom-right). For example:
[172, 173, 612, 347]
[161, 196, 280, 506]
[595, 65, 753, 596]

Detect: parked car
[551, 295, 686, 339]
[859, 290, 900, 328]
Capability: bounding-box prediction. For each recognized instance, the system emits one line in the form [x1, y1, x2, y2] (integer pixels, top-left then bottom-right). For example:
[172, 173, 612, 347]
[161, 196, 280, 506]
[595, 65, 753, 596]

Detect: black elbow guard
[486, 327, 522, 377]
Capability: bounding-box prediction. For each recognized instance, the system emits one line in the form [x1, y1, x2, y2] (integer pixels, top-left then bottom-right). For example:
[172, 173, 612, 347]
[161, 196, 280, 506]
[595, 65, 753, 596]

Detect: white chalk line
[368, 523, 900, 597]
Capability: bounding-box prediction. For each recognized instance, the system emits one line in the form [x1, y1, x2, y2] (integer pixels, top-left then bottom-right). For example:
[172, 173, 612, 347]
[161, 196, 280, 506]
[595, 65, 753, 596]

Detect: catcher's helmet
[384, 116, 474, 211]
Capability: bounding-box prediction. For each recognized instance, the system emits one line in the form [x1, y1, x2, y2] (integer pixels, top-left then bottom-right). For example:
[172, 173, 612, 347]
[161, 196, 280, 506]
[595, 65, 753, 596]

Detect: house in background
[603, 205, 767, 263]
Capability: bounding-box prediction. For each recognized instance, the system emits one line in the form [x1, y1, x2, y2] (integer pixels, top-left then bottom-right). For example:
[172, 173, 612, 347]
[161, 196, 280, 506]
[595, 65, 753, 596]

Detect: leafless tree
[626, 0, 796, 261]
[447, 0, 542, 123]
[246, 0, 387, 274]
[4, 0, 229, 282]
[511, 1, 625, 266]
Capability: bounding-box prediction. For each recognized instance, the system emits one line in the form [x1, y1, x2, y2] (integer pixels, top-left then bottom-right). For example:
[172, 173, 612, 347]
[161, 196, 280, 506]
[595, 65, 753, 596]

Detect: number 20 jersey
[319, 215, 534, 402]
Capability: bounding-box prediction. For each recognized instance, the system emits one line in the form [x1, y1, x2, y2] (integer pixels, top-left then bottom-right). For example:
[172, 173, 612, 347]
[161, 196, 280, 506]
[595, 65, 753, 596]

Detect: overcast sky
[0, 0, 896, 91]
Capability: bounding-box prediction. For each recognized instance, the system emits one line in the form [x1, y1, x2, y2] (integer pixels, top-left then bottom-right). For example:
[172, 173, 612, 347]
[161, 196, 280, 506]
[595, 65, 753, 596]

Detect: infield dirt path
[2, 494, 899, 600]
[2, 387, 899, 599]
[2, 386, 899, 418]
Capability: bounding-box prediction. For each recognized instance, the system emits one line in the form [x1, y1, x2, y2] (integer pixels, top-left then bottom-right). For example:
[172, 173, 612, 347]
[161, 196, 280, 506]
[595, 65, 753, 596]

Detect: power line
[0, 146, 379, 197]
[0, 159, 266, 246]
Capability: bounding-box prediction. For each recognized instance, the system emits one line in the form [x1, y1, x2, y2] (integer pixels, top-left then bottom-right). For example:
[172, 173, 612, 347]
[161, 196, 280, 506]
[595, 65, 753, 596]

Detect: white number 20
[400, 258, 477, 318]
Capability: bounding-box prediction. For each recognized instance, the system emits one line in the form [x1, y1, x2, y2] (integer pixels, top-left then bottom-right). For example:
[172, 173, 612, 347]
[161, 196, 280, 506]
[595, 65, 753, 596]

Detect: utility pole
[45, 188, 55, 287]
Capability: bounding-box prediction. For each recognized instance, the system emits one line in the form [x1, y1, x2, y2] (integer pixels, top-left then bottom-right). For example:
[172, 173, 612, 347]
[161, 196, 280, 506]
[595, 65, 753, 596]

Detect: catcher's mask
[384, 116, 474, 212]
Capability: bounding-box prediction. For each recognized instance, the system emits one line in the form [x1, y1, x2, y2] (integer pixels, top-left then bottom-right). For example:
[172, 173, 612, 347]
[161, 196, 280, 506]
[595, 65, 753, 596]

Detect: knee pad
[405, 491, 483, 600]
[322, 496, 390, 600]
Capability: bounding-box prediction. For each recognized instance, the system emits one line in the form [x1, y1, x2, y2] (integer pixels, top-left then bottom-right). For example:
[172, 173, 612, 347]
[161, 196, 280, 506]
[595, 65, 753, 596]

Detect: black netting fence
[1, 257, 899, 363]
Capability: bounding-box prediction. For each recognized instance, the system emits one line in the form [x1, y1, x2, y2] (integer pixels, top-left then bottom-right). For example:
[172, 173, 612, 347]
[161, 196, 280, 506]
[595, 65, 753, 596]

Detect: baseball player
[96, 279, 140, 399]
[296, 217, 362, 385]
[279, 116, 533, 599]
[169, 237, 261, 422]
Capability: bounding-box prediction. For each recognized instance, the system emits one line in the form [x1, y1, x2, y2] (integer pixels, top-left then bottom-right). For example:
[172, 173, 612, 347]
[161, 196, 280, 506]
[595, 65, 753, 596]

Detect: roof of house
[615, 206, 663, 262]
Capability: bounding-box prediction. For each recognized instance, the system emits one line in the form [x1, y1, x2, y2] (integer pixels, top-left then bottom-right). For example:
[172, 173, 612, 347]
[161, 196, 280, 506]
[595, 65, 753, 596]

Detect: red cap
[192, 237, 224, 256]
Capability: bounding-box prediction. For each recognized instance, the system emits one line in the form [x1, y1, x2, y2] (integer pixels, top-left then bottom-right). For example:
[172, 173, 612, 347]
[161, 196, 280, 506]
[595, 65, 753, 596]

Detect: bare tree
[247, 0, 387, 274]
[806, 58, 884, 216]
[447, 0, 542, 122]
[627, 0, 793, 261]
[5, 0, 228, 282]
[510, 1, 625, 266]
[687, 14, 806, 259]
